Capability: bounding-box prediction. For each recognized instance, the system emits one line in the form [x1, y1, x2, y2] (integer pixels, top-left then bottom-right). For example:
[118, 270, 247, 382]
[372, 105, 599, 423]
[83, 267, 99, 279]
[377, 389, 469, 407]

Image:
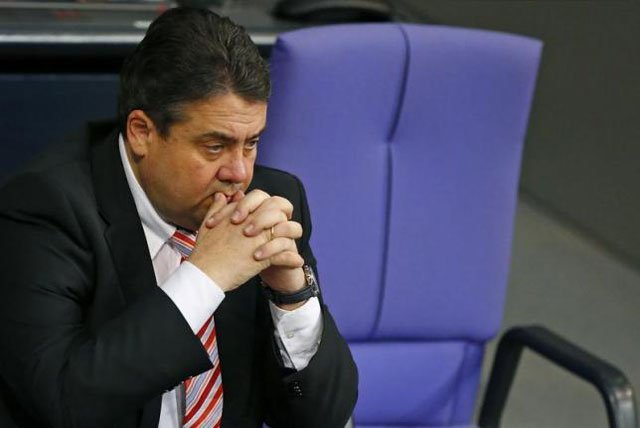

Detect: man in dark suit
[0, 7, 357, 428]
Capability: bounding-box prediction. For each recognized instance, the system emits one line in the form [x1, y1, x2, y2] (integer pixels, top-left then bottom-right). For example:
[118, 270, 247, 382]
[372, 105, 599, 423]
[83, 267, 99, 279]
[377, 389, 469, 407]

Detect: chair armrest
[478, 325, 637, 428]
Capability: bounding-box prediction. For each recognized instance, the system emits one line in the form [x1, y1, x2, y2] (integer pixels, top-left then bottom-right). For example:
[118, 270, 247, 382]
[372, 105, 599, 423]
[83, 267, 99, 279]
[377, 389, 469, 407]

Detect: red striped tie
[170, 230, 224, 428]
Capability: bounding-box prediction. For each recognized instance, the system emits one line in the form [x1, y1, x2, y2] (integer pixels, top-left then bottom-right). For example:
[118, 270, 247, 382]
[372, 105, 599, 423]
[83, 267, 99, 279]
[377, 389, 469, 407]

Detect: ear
[125, 110, 157, 157]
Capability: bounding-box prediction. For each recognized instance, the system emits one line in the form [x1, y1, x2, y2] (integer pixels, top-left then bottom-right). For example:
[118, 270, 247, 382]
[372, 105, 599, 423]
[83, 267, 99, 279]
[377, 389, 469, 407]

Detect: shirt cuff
[159, 261, 225, 334]
[269, 297, 323, 371]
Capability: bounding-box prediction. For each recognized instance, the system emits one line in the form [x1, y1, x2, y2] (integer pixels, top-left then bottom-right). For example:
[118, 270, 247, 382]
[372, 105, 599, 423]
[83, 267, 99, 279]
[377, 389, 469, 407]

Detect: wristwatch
[262, 265, 320, 305]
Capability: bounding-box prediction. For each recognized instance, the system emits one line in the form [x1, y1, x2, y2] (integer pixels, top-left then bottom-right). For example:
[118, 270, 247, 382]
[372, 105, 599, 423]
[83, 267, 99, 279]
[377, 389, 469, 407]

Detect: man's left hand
[205, 190, 307, 309]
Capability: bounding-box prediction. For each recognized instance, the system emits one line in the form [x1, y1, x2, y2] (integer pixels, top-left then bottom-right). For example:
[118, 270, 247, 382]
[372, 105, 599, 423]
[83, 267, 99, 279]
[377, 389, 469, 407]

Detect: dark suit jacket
[0, 123, 357, 428]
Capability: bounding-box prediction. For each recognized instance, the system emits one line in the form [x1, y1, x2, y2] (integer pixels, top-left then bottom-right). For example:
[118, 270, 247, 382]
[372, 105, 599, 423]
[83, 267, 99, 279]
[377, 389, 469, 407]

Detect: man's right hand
[188, 192, 271, 292]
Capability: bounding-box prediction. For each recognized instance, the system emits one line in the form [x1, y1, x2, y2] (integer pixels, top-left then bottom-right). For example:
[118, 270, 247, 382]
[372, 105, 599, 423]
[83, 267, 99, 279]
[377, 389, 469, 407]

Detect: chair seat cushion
[351, 341, 483, 427]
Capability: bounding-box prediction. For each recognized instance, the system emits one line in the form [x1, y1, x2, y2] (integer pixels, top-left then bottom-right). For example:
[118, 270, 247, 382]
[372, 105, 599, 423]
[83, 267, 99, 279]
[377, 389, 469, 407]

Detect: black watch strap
[262, 265, 319, 305]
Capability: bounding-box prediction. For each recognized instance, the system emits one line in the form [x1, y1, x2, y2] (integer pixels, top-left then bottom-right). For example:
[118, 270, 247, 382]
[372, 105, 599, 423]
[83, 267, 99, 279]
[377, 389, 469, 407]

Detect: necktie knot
[170, 230, 197, 260]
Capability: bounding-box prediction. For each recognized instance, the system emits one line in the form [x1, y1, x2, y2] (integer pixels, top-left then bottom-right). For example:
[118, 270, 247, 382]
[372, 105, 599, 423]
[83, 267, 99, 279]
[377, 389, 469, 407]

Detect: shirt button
[289, 381, 303, 397]
[286, 332, 295, 339]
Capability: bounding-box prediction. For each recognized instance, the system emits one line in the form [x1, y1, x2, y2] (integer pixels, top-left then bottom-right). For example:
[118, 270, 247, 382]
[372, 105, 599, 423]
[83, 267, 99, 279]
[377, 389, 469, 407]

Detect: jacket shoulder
[0, 149, 97, 247]
[250, 165, 307, 210]
[252, 164, 301, 189]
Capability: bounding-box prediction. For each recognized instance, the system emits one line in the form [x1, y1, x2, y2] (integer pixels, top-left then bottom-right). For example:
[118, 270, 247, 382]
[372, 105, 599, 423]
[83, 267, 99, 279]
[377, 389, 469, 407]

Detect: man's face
[131, 92, 267, 231]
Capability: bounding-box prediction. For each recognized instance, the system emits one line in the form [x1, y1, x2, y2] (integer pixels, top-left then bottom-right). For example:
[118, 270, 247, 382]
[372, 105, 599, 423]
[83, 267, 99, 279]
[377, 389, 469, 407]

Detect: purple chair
[259, 24, 637, 428]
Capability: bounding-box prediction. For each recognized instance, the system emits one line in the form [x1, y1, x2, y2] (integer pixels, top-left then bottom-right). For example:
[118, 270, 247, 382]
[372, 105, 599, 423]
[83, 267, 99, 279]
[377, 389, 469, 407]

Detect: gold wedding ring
[269, 226, 275, 241]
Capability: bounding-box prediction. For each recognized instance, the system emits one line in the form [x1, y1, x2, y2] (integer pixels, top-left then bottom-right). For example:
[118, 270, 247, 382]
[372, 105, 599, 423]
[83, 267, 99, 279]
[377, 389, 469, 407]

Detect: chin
[192, 209, 211, 230]
[187, 215, 204, 232]
[167, 212, 201, 233]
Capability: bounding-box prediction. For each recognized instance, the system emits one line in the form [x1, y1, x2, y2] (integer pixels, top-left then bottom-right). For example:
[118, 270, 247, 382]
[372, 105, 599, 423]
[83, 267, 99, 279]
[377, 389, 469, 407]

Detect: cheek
[163, 157, 210, 199]
[189, 164, 217, 193]
[243, 157, 256, 185]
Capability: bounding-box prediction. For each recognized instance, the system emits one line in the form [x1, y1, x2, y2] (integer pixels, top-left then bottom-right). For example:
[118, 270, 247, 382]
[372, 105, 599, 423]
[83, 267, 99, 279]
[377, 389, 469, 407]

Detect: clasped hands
[188, 190, 306, 307]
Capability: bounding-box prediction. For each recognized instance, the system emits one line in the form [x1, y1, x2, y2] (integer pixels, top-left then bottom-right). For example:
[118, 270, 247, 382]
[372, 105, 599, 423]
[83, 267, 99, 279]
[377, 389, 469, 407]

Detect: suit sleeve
[0, 174, 211, 428]
[261, 173, 359, 428]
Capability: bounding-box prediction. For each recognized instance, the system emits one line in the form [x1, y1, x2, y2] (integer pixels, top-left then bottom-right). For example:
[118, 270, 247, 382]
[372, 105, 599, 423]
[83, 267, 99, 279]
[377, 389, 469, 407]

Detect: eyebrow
[196, 127, 265, 145]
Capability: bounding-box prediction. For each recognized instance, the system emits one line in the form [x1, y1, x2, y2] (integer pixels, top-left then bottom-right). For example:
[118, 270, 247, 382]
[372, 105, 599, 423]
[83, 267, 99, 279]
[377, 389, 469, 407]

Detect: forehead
[176, 93, 267, 132]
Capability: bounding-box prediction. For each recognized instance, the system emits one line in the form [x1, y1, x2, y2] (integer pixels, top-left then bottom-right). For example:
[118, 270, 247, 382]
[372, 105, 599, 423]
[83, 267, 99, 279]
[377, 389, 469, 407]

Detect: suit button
[289, 380, 303, 397]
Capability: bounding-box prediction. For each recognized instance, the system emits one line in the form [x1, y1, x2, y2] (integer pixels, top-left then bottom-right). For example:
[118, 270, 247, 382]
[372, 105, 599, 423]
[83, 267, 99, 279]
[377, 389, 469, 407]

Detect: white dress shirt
[117, 135, 323, 428]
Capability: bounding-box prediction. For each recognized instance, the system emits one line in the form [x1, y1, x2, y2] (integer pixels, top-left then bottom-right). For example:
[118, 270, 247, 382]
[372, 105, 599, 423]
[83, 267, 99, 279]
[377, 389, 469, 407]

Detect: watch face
[303, 266, 320, 296]
[303, 265, 317, 285]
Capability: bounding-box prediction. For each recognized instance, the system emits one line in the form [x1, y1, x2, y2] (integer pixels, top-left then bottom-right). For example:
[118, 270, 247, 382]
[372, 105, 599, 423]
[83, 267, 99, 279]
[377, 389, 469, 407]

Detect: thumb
[203, 192, 228, 229]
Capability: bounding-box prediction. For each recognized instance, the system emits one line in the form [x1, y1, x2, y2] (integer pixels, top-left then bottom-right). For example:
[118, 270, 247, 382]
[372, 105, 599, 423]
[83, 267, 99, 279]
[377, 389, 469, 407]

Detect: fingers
[208, 192, 229, 216]
[203, 200, 238, 229]
[203, 190, 246, 229]
[266, 196, 294, 221]
[232, 192, 294, 226]
[242, 197, 295, 236]
[230, 190, 245, 203]
[204, 188, 294, 237]
[268, 221, 303, 241]
[254, 237, 304, 269]
[201, 193, 229, 229]
[229, 189, 271, 224]
[250, 221, 303, 260]
[243, 209, 288, 236]
[269, 251, 305, 269]
[204, 190, 297, 239]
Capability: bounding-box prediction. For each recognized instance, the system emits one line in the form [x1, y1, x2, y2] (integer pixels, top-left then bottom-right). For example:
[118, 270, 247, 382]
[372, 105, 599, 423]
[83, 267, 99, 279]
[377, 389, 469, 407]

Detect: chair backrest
[259, 24, 542, 427]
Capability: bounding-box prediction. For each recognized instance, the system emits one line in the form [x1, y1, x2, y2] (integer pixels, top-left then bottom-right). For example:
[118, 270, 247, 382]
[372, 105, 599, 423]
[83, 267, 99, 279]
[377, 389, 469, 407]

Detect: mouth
[221, 190, 243, 202]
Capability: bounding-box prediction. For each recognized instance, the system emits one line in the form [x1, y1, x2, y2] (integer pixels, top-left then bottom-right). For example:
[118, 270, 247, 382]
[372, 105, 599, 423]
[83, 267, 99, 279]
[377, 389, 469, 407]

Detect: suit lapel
[90, 126, 158, 304]
[89, 125, 162, 428]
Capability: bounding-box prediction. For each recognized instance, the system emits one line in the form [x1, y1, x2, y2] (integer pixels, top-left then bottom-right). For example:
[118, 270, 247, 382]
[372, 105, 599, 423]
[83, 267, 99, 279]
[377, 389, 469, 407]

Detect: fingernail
[244, 224, 254, 234]
[254, 250, 262, 259]
[231, 210, 242, 222]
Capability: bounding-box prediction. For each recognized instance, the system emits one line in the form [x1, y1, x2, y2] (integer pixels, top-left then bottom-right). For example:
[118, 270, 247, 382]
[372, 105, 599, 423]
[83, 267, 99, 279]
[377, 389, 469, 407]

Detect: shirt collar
[118, 133, 176, 258]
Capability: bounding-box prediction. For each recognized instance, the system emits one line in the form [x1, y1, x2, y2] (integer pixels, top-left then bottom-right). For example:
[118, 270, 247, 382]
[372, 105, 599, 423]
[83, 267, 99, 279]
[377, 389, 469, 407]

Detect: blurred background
[1, 1, 638, 426]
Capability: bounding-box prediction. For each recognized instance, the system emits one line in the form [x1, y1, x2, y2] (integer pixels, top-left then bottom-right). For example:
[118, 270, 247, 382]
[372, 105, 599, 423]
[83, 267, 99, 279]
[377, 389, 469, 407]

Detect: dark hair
[117, 7, 270, 137]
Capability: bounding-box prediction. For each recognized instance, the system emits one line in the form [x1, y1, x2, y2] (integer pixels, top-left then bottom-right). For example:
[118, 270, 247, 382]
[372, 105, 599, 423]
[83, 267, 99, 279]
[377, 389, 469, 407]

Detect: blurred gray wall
[414, 0, 640, 269]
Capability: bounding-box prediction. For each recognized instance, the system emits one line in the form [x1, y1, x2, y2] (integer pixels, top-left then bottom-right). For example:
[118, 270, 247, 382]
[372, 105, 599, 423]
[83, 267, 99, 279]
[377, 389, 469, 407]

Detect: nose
[217, 150, 248, 183]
